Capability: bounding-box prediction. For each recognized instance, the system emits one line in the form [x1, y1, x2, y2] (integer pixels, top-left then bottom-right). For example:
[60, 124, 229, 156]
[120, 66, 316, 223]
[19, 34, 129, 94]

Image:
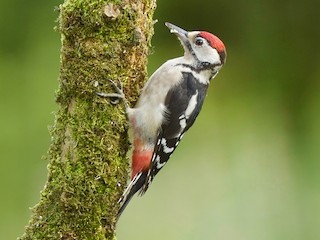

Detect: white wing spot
[155, 155, 166, 169]
[179, 118, 187, 129]
[161, 138, 174, 154]
[185, 91, 198, 118]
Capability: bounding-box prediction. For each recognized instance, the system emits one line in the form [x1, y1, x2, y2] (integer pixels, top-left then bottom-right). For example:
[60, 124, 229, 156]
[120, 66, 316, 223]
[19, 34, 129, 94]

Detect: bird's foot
[96, 78, 129, 108]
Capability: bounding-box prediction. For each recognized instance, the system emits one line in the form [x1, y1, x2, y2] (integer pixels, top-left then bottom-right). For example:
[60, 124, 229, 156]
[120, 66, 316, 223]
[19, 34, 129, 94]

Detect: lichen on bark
[19, 0, 156, 239]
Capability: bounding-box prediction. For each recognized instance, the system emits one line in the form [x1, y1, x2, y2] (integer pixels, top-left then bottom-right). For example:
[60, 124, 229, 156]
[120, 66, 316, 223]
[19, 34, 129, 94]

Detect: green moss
[19, 0, 156, 239]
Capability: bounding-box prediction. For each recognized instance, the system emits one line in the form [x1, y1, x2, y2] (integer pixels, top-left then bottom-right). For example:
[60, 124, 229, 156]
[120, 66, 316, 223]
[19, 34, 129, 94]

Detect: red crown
[199, 31, 225, 53]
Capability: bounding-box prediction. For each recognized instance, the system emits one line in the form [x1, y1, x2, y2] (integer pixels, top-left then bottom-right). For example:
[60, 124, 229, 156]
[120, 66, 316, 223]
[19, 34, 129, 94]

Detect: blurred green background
[1, 0, 319, 239]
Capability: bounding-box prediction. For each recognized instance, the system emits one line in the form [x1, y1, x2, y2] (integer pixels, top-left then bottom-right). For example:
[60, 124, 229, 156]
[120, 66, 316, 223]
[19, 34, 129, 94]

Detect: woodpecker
[97, 22, 226, 220]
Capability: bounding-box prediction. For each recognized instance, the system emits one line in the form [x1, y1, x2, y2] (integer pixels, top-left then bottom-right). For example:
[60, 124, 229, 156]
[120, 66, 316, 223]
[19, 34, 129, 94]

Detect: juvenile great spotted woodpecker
[97, 22, 226, 220]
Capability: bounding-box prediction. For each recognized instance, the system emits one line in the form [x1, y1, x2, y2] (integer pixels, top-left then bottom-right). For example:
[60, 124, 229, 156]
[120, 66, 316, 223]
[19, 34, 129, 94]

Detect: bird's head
[165, 22, 226, 73]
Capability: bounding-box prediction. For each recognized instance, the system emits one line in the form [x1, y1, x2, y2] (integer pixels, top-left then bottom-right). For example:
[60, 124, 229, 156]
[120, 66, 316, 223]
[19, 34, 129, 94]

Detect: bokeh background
[1, 0, 319, 239]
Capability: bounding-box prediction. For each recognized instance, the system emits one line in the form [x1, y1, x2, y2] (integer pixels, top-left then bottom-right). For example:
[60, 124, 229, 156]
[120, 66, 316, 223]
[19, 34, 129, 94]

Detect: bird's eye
[195, 38, 204, 46]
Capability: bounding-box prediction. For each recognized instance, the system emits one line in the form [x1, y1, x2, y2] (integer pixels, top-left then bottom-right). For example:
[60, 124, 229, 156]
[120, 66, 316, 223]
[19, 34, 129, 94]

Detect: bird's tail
[117, 171, 148, 221]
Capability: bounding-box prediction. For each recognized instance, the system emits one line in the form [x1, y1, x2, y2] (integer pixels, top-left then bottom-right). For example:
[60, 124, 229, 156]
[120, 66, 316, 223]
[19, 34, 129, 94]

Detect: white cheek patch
[194, 45, 221, 66]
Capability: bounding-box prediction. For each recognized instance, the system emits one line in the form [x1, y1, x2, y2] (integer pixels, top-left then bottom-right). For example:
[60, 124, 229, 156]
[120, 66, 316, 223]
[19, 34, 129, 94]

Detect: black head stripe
[177, 62, 222, 73]
[186, 41, 199, 61]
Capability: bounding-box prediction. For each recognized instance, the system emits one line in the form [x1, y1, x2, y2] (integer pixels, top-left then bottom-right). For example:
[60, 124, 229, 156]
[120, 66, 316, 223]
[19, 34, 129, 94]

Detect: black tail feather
[116, 171, 148, 222]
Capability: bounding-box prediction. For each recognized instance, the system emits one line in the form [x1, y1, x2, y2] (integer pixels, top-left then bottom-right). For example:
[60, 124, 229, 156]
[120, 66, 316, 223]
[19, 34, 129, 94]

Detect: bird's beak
[165, 22, 189, 45]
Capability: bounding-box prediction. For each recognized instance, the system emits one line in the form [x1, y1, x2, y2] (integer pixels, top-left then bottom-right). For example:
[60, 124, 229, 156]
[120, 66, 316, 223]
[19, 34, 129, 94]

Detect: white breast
[132, 58, 184, 140]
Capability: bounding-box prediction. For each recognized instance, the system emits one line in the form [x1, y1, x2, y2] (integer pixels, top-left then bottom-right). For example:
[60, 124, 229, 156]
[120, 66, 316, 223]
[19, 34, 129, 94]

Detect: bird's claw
[96, 78, 129, 108]
[106, 78, 124, 95]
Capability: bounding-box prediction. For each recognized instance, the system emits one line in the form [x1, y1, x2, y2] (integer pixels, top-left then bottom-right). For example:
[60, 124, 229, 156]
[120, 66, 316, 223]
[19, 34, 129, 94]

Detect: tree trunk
[19, 0, 156, 239]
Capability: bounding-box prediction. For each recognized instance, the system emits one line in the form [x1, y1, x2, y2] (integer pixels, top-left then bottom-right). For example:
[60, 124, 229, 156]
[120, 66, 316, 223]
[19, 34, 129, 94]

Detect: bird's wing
[140, 72, 209, 194]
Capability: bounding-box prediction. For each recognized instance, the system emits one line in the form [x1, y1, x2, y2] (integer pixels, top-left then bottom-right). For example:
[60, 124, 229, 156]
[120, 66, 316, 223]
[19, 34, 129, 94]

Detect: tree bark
[19, 0, 156, 239]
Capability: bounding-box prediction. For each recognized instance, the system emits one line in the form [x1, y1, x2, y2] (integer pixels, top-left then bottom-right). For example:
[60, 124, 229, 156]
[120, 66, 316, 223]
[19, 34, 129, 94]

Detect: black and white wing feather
[141, 72, 209, 193]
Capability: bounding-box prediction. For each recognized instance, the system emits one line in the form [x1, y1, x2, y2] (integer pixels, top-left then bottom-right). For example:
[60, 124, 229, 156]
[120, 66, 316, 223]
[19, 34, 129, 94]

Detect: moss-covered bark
[19, 0, 156, 239]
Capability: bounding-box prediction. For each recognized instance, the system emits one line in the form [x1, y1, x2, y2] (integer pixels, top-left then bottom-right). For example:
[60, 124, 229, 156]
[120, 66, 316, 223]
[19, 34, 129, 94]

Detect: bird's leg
[96, 78, 129, 109]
